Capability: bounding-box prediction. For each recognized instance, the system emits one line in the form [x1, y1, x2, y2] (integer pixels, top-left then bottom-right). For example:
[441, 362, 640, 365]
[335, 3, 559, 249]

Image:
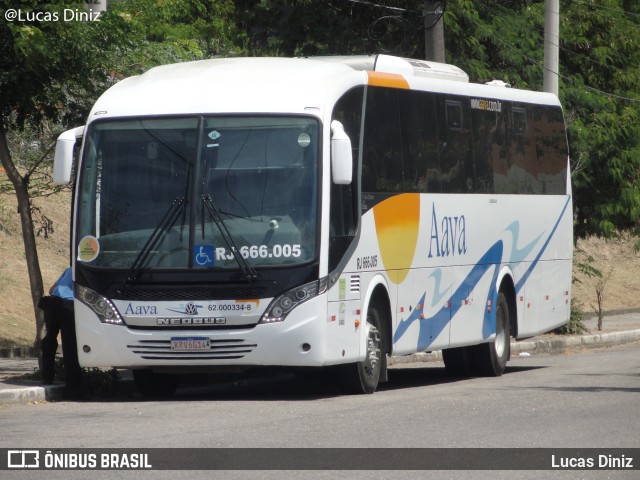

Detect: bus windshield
[76, 116, 319, 270]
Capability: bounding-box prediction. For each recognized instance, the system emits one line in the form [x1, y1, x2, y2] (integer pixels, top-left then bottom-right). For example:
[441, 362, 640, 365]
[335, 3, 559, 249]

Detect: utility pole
[424, 1, 445, 63]
[543, 0, 560, 95]
[84, 0, 108, 14]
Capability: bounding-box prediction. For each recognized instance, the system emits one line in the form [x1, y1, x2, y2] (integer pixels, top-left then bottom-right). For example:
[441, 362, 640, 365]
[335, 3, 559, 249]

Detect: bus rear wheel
[472, 291, 511, 376]
[339, 304, 384, 394]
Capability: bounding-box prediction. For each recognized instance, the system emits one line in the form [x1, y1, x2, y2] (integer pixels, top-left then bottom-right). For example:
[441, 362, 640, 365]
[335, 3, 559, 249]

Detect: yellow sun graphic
[373, 194, 420, 284]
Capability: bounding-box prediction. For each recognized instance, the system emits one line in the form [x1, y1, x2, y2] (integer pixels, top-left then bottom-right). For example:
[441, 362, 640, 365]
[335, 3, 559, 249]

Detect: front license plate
[170, 337, 210, 351]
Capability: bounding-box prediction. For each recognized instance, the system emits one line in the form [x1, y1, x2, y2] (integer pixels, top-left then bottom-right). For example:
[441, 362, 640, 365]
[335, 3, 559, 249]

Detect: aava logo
[428, 204, 467, 258]
[167, 302, 202, 316]
[125, 304, 158, 315]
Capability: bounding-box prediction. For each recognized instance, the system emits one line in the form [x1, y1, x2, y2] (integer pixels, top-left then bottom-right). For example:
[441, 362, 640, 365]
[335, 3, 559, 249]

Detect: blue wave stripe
[393, 196, 572, 351]
[514, 196, 571, 294]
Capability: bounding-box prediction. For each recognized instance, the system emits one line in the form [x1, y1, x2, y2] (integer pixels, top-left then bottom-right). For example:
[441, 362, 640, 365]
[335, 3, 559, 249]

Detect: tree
[440, 1, 640, 237]
[559, 0, 640, 237]
[0, 0, 120, 356]
[0, 0, 236, 354]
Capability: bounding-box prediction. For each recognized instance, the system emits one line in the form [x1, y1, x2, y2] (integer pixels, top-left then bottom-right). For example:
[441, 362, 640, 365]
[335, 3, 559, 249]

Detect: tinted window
[533, 105, 568, 194]
[437, 97, 474, 193]
[330, 87, 363, 272]
[471, 101, 507, 194]
[506, 104, 538, 193]
[362, 87, 404, 194]
[360, 87, 567, 200]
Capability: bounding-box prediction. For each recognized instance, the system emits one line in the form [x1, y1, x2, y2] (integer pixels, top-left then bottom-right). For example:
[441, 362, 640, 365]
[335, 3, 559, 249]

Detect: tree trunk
[0, 120, 45, 367]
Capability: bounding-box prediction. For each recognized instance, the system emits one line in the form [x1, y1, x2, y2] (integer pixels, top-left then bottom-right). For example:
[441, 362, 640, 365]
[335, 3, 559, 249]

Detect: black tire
[339, 304, 384, 394]
[133, 369, 180, 398]
[442, 346, 472, 377]
[471, 291, 511, 376]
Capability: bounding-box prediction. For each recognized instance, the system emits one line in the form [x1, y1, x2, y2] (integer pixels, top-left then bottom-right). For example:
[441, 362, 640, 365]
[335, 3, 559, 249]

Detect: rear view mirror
[330, 120, 353, 185]
[53, 126, 84, 185]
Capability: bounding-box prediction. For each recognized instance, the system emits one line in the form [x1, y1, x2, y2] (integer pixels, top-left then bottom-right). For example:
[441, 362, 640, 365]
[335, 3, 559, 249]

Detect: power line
[342, 0, 424, 15]
[469, 16, 640, 103]
[528, 4, 638, 67]
[572, 0, 640, 20]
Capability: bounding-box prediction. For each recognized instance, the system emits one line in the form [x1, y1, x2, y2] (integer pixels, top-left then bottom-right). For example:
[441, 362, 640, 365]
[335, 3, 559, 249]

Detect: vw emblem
[184, 302, 199, 315]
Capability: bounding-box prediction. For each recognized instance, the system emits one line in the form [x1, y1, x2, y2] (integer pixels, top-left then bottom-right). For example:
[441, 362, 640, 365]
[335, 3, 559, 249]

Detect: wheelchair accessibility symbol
[194, 245, 215, 267]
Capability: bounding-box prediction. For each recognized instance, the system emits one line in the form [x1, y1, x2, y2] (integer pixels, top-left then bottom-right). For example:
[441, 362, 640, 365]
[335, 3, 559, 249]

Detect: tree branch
[25, 140, 56, 181]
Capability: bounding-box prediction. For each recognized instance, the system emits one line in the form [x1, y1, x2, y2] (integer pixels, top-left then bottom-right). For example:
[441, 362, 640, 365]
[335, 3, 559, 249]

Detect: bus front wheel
[339, 304, 384, 394]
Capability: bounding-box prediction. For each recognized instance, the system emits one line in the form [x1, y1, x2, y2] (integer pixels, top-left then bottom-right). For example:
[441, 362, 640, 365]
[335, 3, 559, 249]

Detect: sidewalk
[1, 311, 639, 405]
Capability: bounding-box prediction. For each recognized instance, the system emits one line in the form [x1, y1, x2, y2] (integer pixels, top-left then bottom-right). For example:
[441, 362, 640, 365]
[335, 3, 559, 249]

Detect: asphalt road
[1, 342, 638, 480]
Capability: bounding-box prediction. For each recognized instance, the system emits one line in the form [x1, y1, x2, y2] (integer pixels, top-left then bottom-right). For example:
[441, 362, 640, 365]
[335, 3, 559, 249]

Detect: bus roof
[311, 54, 469, 83]
[90, 57, 358, 119]
[88, 55, 560, 120]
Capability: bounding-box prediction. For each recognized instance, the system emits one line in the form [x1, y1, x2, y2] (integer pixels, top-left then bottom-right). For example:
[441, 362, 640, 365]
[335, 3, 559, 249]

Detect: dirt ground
[1, 189, 639, 348]
[0, 189, 71, 348]
[571, 233, 640, 315]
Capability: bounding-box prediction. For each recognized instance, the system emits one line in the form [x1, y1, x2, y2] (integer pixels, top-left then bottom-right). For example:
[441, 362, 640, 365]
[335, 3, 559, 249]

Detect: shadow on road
[77, 363, 547, 403]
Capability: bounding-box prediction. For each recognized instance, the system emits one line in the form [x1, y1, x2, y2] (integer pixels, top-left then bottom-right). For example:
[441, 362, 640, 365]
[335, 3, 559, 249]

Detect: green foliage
[445, 0, 640, 238]
[81, 367, 121, 397]
[1, 1, 119, 128]
[1, 0, 639, 240]
[0, 0, 237, 130]
[555, 299, 588, 335]
[232, 0, 374, 56]
[1, 120, 63, 198]
[559, 0, 640, 237]
[573, 248, 603, 284]
[557, 247, 600, 335]
[106, 0, 237, 77]
[231, 0, 640, 239]
[21, 357, 122, 397]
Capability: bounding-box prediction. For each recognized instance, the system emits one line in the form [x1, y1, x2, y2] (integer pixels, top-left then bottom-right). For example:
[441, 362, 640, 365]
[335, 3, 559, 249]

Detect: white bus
[54, 55, 572, 396]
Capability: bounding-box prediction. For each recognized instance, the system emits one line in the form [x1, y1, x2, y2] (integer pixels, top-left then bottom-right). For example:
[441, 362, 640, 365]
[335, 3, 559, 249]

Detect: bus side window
[446, 100, 463, 131]
[508, 105, 538, 193]
[533, 105, 568, 195]
[398, 90, 440, 193]
[472, 107, 506, 194]
[362, 87, 403, 194]
[329, 86, 364, 273]
[438, 98, 474, 193]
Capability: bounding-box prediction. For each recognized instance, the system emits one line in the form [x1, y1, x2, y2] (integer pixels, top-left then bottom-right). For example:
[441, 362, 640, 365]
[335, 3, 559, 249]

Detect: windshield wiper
[126, 196, 186, 284]
[201, 194, 258, 282]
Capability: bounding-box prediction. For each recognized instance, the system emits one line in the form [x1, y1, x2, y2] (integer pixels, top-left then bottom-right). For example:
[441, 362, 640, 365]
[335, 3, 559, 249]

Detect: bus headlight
[75, 284, 125, 325]
[260, 277, 327, 324]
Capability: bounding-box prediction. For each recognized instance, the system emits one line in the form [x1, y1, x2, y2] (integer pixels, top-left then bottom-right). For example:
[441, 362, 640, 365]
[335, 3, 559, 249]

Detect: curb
[0, 347, 37, 359]
[0, 383, 65, 405]
[510, 329, 640, 355]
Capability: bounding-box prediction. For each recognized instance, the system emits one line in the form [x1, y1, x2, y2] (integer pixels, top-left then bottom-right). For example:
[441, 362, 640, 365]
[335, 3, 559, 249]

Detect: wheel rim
[364, 322, 381, 378]
[494, 304, 506, 357]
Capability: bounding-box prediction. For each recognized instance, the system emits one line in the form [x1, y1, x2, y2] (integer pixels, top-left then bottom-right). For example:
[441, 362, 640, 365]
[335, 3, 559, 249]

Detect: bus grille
[112, 285, 268, 301]
[126, 338, 257, 360]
